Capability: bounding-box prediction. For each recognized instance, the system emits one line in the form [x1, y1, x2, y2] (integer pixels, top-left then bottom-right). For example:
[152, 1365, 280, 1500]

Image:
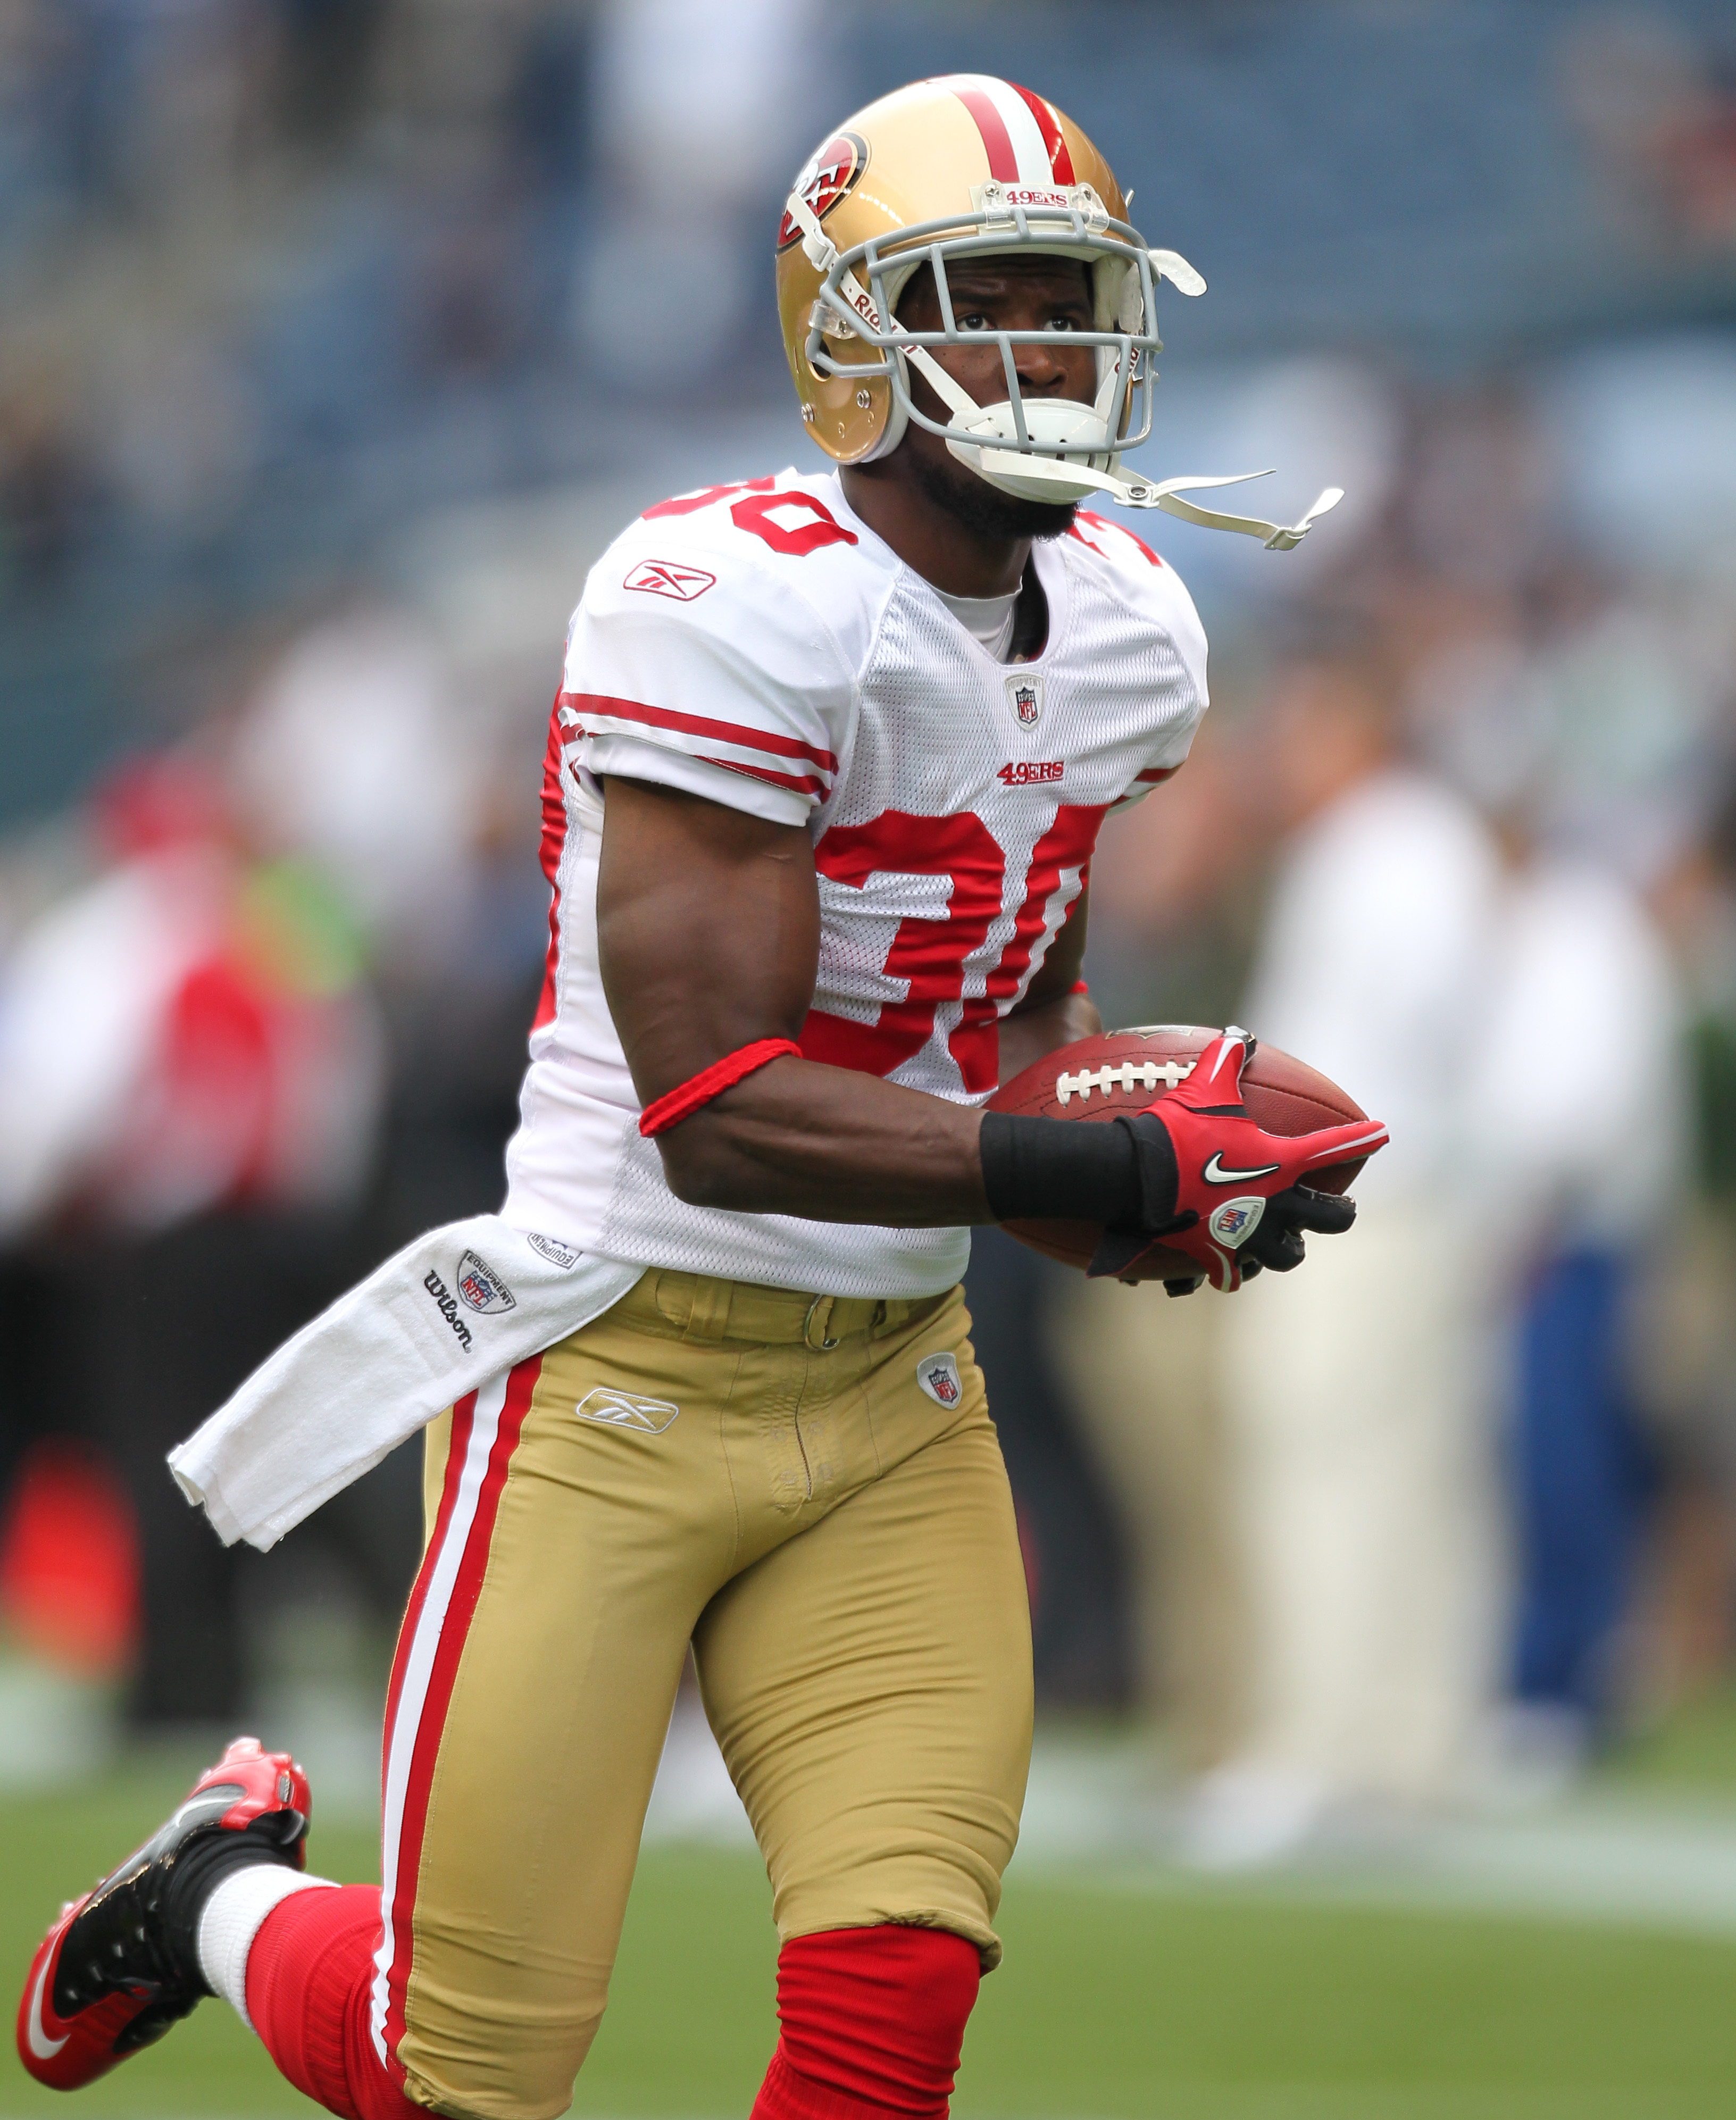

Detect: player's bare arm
[597, 770, 1100, 1224]
[599, 777, 989, 1223]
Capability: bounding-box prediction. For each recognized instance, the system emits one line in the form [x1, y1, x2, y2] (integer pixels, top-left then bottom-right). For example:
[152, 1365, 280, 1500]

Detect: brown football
[988, 1024, 1371, 1283]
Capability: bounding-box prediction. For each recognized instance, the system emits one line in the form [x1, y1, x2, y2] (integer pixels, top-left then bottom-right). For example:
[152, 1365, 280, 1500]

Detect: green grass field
[7, 1746, 1736, 2119]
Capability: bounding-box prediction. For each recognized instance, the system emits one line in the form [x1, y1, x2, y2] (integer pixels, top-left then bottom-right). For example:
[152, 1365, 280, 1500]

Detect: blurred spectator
[1633, 795, 1736, 1707]
[1409, 555, 1696, 1761]
[1195, 638, 1504, 1860]
[1049, 1276, 1251, 1771]
[1047, 723, 1262, 1764]
[228, 604, 480, 963]
[0, 370, 98, 588]
[0, 746, 391, 1732]
[1475, 846, 1685, 1759]
[0, 753, 383, 1238]
[575, 0, 823, 387]
[964, 1228, 1134, 1709]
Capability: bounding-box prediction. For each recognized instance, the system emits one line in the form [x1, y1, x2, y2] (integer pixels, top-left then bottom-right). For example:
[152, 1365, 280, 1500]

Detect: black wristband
[979, 1112, 1143, 1225]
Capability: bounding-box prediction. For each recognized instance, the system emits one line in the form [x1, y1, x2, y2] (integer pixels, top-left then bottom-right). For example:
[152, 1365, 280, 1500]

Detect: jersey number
[643, 479, 856, 556]
[798, 806, 1104, 1094]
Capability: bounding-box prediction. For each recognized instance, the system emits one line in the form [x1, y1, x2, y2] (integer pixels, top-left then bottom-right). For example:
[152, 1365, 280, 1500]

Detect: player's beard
[907, 447, 1079, 542]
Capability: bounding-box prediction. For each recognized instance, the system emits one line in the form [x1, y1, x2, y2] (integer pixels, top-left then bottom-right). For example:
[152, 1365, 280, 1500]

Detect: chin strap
[1119, 470, 1344, 550]
[966, 448, 1346, 549]
[786, 189, 1344, 552]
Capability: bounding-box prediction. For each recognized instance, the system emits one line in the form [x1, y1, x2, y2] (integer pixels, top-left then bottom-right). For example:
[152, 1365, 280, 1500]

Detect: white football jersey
[502, 467, 1208, 1298]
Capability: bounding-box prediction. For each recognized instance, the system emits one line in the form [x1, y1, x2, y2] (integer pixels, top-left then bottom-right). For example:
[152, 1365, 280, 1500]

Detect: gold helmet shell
[776, 76, 1146, 469]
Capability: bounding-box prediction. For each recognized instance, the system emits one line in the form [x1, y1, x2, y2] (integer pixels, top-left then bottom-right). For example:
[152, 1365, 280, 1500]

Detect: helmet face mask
[777, 77, 1342, 548]
[807, 198, 1163, 502]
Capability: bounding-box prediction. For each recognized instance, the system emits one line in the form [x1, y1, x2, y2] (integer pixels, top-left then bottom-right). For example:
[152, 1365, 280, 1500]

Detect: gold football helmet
[776, 76, 1340, 548]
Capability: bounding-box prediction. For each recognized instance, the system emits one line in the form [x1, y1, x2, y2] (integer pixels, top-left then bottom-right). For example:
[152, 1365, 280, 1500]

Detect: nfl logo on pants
[917, 1353, 963, 1407]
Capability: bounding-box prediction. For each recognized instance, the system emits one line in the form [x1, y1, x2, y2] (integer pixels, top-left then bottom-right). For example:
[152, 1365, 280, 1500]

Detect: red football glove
[1088, 1028, 1389, 1292]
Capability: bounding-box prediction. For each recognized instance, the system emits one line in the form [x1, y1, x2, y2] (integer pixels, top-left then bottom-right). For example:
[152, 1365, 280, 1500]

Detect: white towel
[168, 1215, 642, 1551]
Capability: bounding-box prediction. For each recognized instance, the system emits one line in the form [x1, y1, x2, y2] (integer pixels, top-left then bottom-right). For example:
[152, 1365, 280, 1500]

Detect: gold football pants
[371, 1268, 1033, 2120]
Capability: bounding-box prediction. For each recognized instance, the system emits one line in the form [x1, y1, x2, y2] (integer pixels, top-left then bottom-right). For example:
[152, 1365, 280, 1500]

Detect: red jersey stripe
[698, 754, 827, 797]
[945, 80, 1018, 182]
[1008, 84, 1074, 183]
[560, 690, 837, 776]
[532, 698, 567, 1033]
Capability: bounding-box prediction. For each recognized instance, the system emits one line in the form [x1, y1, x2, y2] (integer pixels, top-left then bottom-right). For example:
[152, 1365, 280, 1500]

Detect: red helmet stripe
[1008, 83, 1075, 183]
[942, 79, 1019, 181]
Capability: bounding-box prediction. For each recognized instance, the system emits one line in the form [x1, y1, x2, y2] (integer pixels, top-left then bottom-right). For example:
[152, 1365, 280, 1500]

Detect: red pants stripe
[370, 1356, 540, 2081]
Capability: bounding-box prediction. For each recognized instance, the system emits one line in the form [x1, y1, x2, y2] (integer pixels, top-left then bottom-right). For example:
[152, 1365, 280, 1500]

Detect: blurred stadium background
[6, 0, 1736, 2113]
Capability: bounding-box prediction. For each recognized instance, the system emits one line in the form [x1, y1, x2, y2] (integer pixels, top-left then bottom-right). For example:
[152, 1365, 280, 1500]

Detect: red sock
[245, 1884, 422, 2120]
[751, 1926, 982, 2120]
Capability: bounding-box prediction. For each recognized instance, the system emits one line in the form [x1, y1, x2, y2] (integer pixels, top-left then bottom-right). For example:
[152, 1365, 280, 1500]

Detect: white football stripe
[978, 76, 1056, 185]
[944, 73, 1055, 187]
[370, 1366, 511, 2066]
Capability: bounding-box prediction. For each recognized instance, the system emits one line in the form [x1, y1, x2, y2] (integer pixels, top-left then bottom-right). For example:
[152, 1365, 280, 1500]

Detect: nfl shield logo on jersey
[1006, 673, 1044, 730]
[917, 1352, 963, 1407]
[455, 1250, 517, 1314]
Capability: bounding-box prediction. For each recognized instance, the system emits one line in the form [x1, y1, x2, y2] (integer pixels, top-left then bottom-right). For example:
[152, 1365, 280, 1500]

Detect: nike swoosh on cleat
[27, 1951, 68, 2059]
[1201, 1151, 1280, 1185]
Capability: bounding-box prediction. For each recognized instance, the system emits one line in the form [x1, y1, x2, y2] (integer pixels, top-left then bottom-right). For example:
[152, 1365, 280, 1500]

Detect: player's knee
[396, 1993, 606, 2120]
[769, 1924, 981, 2116]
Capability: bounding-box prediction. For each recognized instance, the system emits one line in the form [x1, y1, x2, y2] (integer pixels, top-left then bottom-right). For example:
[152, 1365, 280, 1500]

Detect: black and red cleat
[17, 1735, 310, 2091]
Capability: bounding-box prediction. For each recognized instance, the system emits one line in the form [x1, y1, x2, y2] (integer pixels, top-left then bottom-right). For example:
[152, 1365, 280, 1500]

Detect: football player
[19, 76, 1373, 2120]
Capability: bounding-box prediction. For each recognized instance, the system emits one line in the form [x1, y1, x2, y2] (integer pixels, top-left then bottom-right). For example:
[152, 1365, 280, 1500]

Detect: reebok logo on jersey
[997, 759, 1063, 787]
[1006, 672, 1044, 728]
[575, 1387, 680, 1435]
[456, 1251, 516, 1314]
[422, 1271, 474, 1352]
[917, 1353, 963, 1407]
[624, 558, 716, 601]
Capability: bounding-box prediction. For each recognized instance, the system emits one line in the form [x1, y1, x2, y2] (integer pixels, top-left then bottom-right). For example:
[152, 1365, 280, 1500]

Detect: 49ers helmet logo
[777, 130, 869, 251]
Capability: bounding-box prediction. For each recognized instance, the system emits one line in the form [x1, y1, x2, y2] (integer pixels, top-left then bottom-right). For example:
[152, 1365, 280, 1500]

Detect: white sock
[197, 1865, 338, 2029]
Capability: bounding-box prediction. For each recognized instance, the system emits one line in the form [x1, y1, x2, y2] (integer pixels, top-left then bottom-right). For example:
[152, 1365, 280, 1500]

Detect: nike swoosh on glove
[1087, 1027, 1389, 1291]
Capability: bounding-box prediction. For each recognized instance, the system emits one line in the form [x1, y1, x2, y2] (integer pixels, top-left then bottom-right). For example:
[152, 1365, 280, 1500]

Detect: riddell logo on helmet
[776, 130, 869, 250]
[624, 558, 716, 601]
